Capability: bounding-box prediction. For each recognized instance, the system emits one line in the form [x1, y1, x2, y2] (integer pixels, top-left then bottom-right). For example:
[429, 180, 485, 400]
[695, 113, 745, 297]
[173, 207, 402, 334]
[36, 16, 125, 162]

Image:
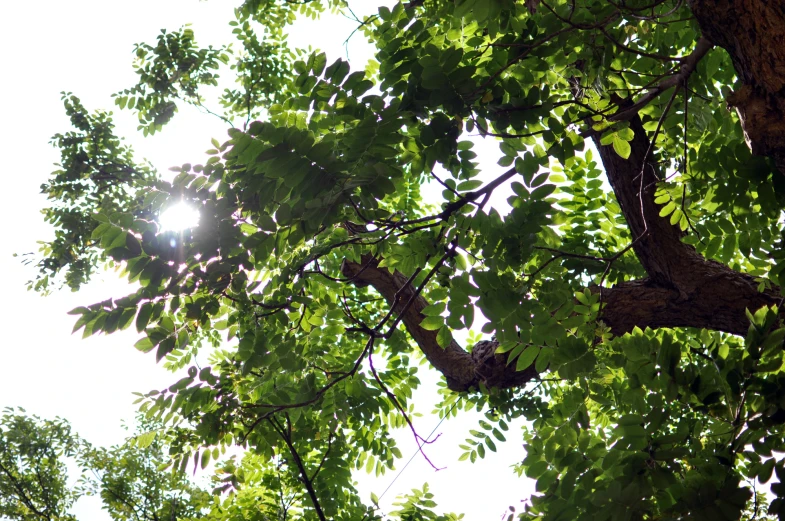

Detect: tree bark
[592, 114, 780, 337]
[689, 0, 785, 169]
[342, 111, 780, 391]
[600, 266, 778, 338]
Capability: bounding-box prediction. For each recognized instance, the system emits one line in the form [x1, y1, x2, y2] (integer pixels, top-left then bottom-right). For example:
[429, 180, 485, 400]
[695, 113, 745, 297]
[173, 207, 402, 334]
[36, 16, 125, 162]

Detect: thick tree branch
[600, 270, 779, 337]
[341, 107, 781, 391]
[595, 112, 688, 287]
[593, 113, 780, 335]
[341, 256, 537, 392]
[337, 23, 779, 392]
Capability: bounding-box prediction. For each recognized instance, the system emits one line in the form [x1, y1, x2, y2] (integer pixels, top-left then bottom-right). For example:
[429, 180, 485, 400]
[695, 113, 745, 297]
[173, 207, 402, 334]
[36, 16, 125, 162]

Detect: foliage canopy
[28, 0, 785, 519]
[0, 410, 210, 521]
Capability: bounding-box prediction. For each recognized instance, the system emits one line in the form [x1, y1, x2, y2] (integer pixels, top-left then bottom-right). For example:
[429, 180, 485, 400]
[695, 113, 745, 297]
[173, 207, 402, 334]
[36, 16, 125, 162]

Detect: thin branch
[597, 27, 682, 62]
[382, 246, 454, 339]
[374, 265, 426, 333]
[429, 171, 463, 199]
[0, 460, 50, 520]
[608, 37, 714, 122]
[269, 416, 327, 521]
[368, 351, 443, 470]
[391, 165, 521, 228]
[238, 336, 375, 439]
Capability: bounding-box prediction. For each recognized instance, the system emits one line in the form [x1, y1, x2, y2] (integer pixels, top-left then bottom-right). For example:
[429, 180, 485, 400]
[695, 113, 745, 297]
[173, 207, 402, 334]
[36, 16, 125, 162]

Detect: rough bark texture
[341, 110, 779, 391]
[689, 0, 785, 168]
[594, 114, 780, 337]
[600, 261, 779, 337]
[598, 114, 686, 287]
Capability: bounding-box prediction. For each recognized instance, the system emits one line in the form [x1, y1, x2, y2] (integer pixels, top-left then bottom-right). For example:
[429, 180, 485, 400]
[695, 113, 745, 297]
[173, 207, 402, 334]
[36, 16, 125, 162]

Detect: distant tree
[0, 411, 214, 521]
[80, 420, 210, 521]
[30, 0, 785, 519]
[0, 409, 81, 521]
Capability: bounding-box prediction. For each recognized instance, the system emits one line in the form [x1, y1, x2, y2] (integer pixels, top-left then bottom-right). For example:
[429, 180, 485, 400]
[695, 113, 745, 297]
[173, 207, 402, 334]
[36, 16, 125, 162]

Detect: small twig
[527, 248, 608, 279]
[374, 265, 426, 332]
[383, 245, 456, 339]
[238, 337, 375, 440]
[597, 26, 682, 62]
[368, 349, 443, 470]
[429, 171, 463, 200]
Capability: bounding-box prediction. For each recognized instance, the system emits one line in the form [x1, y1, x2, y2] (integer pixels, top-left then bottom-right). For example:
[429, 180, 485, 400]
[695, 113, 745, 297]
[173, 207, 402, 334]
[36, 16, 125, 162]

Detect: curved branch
[593, 109, 780, 335]
[595, 109, 688, 286]
[341, 256, 537, 392]
[336, 28, 767, 393]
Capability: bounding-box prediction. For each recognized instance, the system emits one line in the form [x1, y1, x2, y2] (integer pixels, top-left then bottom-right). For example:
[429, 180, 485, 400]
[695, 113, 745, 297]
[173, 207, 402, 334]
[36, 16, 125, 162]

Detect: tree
[0, 411, 212, 521]
[80, 420, 211, 521]
[30, 0, 785, 519]
[0, 409, 82, 521]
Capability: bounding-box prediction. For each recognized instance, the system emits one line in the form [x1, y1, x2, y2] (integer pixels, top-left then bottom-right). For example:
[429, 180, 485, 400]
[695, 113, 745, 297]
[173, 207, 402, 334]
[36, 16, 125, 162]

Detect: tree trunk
[689, 0, 785, 169]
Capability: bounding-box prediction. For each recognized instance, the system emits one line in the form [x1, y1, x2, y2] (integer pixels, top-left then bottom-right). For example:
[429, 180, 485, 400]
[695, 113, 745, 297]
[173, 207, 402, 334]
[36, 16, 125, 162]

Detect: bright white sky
[0, 1, 533, 519]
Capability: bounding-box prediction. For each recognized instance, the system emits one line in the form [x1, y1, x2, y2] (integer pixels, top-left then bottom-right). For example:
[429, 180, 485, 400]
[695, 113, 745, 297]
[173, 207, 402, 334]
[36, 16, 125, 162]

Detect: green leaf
[421, 302, 446, 316]
[496, 341, 520, 354]
[612, 135, 631, 159]
[515, 154, 539, 184]
[659, 201, 676, 217]
[530, 184, 556, 199]
[136, 303, 153, 333]
[454, 0, 478, 19]
[134, 337, 155, 353]
[618, 414, 644, 426]
[156, 337, 176, 362]
[90, 222, 111, 240]
[515, 345, 540, 371]
[420, 316, 444, 331]
[436, 325, 452, 348]
[759, 458, 776, 484]
[311, 52, 327, 76]
[258, 214, 277, 232]
[457, 180, 483, 192]
[617, 127, 634, 141]
[29, 7, 785, 520]
[134, 430, 157, 448]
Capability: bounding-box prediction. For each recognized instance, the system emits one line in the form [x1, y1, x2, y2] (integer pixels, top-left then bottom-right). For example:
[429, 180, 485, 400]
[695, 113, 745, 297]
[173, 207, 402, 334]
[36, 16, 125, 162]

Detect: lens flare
[159, 203, 200, 231]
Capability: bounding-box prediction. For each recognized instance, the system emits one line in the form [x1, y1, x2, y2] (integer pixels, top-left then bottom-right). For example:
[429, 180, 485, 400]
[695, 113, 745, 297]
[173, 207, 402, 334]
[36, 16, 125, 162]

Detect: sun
[159, 203, 200, 232]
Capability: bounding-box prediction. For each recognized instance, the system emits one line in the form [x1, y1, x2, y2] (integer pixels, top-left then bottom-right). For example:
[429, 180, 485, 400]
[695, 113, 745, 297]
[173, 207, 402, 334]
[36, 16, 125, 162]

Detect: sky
[0, 1, 533, 519]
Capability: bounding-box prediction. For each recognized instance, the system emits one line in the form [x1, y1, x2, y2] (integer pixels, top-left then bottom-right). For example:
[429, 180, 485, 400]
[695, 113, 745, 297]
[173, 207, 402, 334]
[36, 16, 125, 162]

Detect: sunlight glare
[159, 203, 200, 231]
